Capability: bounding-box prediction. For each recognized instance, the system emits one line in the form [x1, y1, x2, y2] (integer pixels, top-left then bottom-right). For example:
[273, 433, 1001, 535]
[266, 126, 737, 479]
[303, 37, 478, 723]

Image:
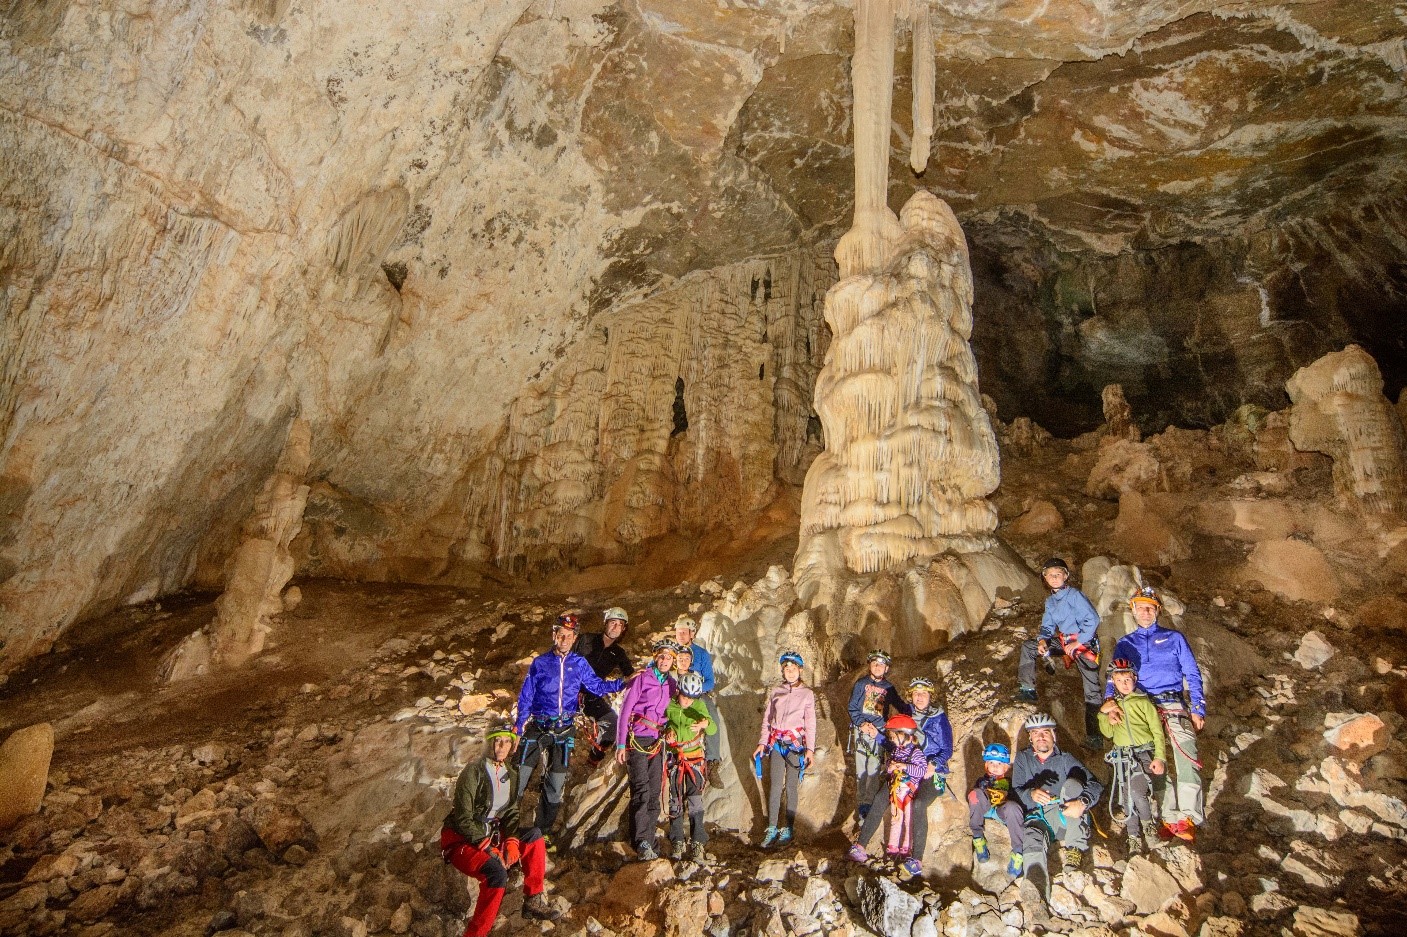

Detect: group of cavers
[437, 556, 1209, 936]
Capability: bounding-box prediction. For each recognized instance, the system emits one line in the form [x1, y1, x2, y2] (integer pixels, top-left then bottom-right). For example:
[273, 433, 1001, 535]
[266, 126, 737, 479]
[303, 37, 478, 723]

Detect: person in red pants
[440, 724, 562, 936]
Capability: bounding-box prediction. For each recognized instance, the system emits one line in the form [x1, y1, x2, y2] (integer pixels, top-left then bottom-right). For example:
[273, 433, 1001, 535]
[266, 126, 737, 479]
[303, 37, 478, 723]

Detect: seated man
[1012, 712, 1102, 904]
[440, 725, 562, 936]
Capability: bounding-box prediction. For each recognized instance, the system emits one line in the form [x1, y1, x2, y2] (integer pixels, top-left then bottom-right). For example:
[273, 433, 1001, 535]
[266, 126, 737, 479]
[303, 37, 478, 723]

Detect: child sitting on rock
[848, 714, 931, 877]
[664, 670, 716, 863]
[1098, 658, 1165, 854]
[968, 743, 1025, 877]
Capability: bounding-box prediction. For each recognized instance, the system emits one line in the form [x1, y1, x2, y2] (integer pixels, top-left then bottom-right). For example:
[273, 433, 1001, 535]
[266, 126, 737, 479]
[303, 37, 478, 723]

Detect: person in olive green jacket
[440, 725, 562, 936]
[1097, 659, 1166, 854]
[664, 670, 717, 862]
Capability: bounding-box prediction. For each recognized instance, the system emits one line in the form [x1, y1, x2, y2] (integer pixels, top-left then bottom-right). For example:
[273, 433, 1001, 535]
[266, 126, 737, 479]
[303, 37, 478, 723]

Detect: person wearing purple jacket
[616, 639, 680, 860]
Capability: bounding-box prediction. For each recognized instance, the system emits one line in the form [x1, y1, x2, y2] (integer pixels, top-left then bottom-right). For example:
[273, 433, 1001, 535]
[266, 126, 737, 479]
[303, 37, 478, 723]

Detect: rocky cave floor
[3, 423, 1407, 937]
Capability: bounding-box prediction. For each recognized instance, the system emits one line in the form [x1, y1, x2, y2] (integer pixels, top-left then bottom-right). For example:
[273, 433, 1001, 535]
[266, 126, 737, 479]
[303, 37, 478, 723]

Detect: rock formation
[161, 419, 312, 681]
[0, 722, 53, 831]
[1287, 345, 1407, 517]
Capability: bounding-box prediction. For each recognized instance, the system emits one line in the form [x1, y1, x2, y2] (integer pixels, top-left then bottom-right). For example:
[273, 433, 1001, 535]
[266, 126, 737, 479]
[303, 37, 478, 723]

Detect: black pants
[627, 742, 666, 849]
[517, 722, 572, 830]
[668, 755, 708, 844]
[582, 694, 617, 756]
[1018, 639, 1102, 706]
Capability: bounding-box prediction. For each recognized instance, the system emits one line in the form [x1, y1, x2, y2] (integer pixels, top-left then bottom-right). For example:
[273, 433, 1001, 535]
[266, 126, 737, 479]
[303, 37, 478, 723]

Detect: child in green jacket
[664, 671, 717, 861]
[1098, 658, 1167, 853]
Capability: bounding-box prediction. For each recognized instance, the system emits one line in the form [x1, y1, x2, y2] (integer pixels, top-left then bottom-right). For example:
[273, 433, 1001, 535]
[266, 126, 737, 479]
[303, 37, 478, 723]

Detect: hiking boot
[670, 840, 687, 860]
[1006, 853, 1024, 877]
[900, 858, 922, 878]
[972, 836, 990, 863]
[1060, 847, 1083, 874]
[1143, 821, 1163, 852]
[522, 893, 562, 922]
[707, 761, 724, 790]
[847, 843, 869, 863]
[776, 827, 793, 846]
[637, 841, 659, 861]
[690, 842, 708, 864]
[1127, 832, 1144, 856]
[1015, 686, 1038, 704]
[759, 826, 780, 849]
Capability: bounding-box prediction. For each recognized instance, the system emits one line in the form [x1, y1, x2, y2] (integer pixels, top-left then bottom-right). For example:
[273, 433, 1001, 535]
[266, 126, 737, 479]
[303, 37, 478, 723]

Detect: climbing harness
[1059, 632, 1100, 668]
[1104, 744, 1154, 826]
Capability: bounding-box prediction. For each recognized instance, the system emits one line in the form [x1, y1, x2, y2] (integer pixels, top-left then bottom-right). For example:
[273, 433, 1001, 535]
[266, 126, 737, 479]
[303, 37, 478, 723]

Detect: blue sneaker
[973, 836, 990, 863]
[776, 827, 793, 845]
[901, 858, 922, 877]
[759, 826, 779, 848]
[1007, 853, 1024, 877]
[848, 843, 869, 863]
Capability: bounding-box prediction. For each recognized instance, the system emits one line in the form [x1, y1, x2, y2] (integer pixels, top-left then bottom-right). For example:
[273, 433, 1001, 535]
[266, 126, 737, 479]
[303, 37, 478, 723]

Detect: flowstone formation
[795, 0, 1035, 663]
[1286, 345, 1407, 518]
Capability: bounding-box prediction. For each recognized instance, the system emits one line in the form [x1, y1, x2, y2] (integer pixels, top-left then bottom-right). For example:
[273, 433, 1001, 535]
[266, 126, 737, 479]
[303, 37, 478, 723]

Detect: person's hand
[615, 748, 628, 766]
[1105, 705, 1124, 726]
[1149, 759, 1165, 776]
[503, 838, 522, 867]
[861, 723, 878, 739]
[1061, 800, 1087, 820]
[924, 763, 936, 778]
[753, 745, 767, 759]
[1099, 699, 1119, 715]
[1037, 639, 1049, 656]
[804, 749, 815, 763]
[1030, 789, 1053, 805]
[691, 719, 709, 732]
[1191, 713, 1205, 731]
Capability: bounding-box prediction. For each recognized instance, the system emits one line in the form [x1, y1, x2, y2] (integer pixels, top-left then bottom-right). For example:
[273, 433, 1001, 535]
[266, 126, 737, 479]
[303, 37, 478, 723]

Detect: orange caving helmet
[1128, 586, 1162, 611]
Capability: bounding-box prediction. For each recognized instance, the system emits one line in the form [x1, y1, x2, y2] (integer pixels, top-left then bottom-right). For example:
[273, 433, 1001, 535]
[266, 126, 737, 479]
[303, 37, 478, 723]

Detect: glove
[503, 837, 522, 868]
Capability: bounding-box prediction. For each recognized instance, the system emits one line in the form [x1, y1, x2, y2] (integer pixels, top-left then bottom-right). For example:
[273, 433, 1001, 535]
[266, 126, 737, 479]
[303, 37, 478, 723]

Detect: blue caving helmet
[779, 650, 805, 668]
[981, 743, 1011, 764]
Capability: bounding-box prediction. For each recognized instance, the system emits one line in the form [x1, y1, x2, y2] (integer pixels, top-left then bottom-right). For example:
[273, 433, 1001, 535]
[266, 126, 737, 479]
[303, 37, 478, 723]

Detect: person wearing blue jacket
[904, 677, 952, 876]
[1017, 557, 1104, 751]
[848, 650, 910, 821]
[515, 612, 624, 831]
[673, 618, 724, 784]
[1101, 586, 1207, 842]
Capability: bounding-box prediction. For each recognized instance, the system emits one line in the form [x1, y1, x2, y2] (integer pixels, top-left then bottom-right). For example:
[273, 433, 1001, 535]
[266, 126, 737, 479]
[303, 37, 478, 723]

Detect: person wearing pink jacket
[752, 650, 817, 848]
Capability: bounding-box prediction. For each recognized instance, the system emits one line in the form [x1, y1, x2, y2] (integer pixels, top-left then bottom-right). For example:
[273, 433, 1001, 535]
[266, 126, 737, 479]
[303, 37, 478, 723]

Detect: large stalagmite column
[795, 0, 1035, 662]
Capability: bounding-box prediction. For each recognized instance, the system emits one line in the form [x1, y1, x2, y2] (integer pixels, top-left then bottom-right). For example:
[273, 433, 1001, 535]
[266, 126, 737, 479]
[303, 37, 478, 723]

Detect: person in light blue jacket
[1016, 557, 1104, 751]
[1101, 586, 1207, 842]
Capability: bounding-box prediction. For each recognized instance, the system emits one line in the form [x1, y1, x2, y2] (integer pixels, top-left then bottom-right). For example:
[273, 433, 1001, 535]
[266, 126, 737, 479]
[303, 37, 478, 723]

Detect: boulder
[1193, 499, 1301, 543]
[1294, 631, 1336, 670]
[1242, 539, 1341, 604]
[1086, 439, 1163, 499]
[1113, 491, 1190, 566]
[0, 723, 54, 830]
[1291, 906, 1360, 937]
[1007, 500, 1064, 537]
[1119, 855, 1182, 915]
[245, 800, 317, 856]
[1323, 713, 1389, 759]
[855, 872, 921, 937]
[602, 859, 673, 917]
[1351, 595, 1407, 632]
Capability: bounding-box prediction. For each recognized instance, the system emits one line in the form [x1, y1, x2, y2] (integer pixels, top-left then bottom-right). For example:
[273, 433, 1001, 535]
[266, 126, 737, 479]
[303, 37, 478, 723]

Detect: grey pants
[854, 730, 884, 816]
[857, 776, 939, 859]
[703, 695, 722, 762]
[767, 749, 803, 830]
[1156, 704, 1204, 825]
[1022, 779, 1089, 888]
[1018, 638, 1102, 704]
[517, 724, 571, 830]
